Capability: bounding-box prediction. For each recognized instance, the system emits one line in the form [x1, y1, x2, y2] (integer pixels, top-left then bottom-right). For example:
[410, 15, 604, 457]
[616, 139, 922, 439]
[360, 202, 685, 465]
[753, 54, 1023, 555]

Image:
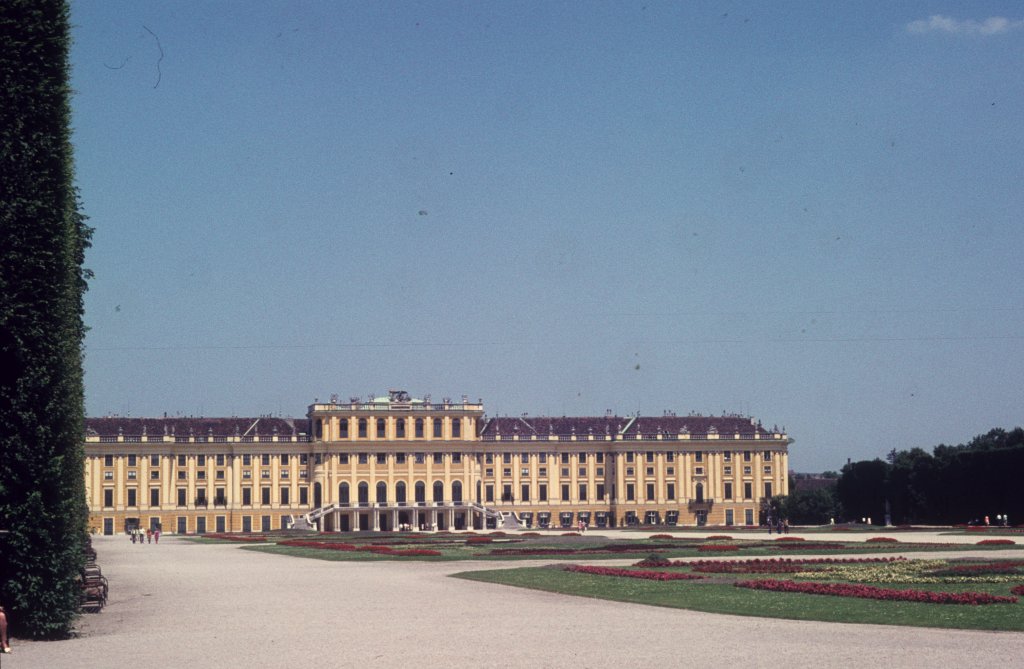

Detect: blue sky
[69, 2, 1024, 471]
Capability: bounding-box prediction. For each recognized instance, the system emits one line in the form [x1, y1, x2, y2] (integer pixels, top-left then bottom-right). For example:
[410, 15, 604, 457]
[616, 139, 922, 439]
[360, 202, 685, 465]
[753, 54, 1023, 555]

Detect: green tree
[0, 0, 93, 637]
[784, 486, 838, 525]
[836, 459, 888, 524]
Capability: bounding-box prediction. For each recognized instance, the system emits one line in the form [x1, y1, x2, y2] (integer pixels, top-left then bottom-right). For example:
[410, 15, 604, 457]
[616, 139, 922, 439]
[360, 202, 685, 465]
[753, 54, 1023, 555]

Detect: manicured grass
[453, 565, 1024, 631]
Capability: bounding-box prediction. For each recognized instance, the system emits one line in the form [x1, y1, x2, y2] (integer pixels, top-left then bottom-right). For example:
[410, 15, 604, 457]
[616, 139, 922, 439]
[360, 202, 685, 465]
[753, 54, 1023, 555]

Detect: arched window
[315, 419, 323, 439]
[395, 481, 407, 504]
[396, 419, 405, 438]
[358, 418, 367, 438]
[338, 419, 348, 439]
[695, 482, 704, 503]
[376, 481, 388, 504]
[314, 482, 322, 508]
[433, 480, 444, 503]
[415, 418, 424, 438]
[451, 480, 463, 503]
[376, 418, 386, 439]
[433, 418, 443, 438]
[339, 482, 350, 504]
[357, 481, 369, 505]
[415, 481, 426, 503]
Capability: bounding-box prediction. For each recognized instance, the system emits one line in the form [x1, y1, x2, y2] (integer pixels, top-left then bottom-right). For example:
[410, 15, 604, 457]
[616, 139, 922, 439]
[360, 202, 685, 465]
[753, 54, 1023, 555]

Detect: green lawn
[452, 565, 1024, 631]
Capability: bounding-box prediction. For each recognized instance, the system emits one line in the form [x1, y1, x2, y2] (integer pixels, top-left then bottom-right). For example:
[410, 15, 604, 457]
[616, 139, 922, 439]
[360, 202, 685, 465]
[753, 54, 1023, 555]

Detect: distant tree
[0, 0, 93, 637]
[784, 487, 838, 525]
[836, 459, 888, 524]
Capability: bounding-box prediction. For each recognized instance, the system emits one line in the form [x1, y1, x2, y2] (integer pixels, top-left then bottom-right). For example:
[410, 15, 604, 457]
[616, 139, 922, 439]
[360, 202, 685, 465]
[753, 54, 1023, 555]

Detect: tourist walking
[1, 604, 12, 653]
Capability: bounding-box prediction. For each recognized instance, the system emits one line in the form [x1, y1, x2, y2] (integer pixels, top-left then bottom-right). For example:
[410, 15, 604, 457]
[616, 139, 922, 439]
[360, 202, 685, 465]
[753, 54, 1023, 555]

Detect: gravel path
[5, 532, 1023, 668]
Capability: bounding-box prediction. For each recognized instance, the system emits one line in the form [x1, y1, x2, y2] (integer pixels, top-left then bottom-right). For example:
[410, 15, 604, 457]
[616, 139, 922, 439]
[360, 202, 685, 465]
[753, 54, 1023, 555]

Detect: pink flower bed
[705, 535, 733, 540]
[976, 539, 1015, 545]
[650, 534, 674, 540]
[734, 579, 1019, 605]
[1011, 585, 1024, 596]
[565, 565, 703, 581]
[772, 542, 846, 550]
[276, 540, 439, 556]
[774, 537, 805, 542]
[698, 544, 739, 552]
[866, 537, 898, 543]
[203, 533, 268, 542]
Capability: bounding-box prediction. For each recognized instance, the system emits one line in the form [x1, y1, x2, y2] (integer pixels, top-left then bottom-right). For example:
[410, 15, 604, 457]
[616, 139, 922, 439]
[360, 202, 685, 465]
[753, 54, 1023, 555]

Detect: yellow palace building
[84, 390, 791, 534]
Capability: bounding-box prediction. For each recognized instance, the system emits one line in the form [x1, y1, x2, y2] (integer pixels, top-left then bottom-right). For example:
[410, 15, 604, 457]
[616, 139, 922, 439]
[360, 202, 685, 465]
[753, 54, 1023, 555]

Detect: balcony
[688, 499, 713, 512]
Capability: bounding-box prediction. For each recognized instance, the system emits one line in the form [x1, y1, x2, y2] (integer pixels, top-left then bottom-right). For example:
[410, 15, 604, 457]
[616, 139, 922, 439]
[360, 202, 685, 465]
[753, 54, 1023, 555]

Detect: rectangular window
[376, 419, 386, 438]
[358, 453, 368, 464]
[396, 420, 405, 438]
[150, 454, 160, 467]
[561, 468, 569, 477]
[745, 508, 754, 525]
[216, 470, 224, 480]
[299, 469, 307, 478]
[596, 483, 605, 499]
[150, 470, 159, 480]
[626, 467, 634, 476]
[743, 466, 752, 475]
[645, 451, 654, 463]
[299, 487, 309, 505]
[485, 453, 494, 464]
[538, 453, 547, 463]
[243, 454, 252, 465]
[724, 466, 732, 475]
[451, 420, 461, 438]
[177, 488, 186, 506]
[725, 509, 734, 525]
[280, 487, 290, 505]
[485, 484, 494, 502]
[578, 484, 587, 501]
[216, 454, 225, 466]
[502, 484, 512, 502]
[261, 487, 271, 505]
[452, 453, 462, 464]
[281, 454, 289, 466]
[415, 420, 424, 438]
[694, 467, 704, 475]
[503, 452, 512, 464]
[694, 451, 703, 462]
[521, 452, 530, 463]
[178, 454, 187, 467]
[359, 419, 368, 438]
[724, 451, 732, 462]
[104, 471, 114, 480]
[261, 469, 270, 479]
[242, 488, 252, 505]
[301, 454, 309, 465]
[127, 489, 137, 507]
[197, 454, 206, 467]
[127, 471, 137, 480]
[503, 468, 512, 477]
[485, 468, 493, 477]
[433, 418, 442, 438]
[764, 451, 772, 461]
[744, 482, 753, 499]
[196, 471, 205, 480]
[376, 453, 386, 465]
[626, 452, 634, 463]
[261, 454, 270, 466]
[724, 482, 733, 500]
[104, 454, 114, 467]
[521, 468, 529, 477]
[578, 467, 586, 477]
[646, 483, 655, 501]
[743, 451, 752, 462]
[413, 452, 425, 464]
[150, 488, 159, 507]
[128, 454, 137, 467]
[764, 481, 773, 498]
[521, 484, 530, 502]
[763, 466, 772, 475]
[666, 467, 673, 476]
[626, 483, 635, 501]
[433, 453, 443, 464]
[242, 516, 252, 532]
[561, 453, 569, 464]
[339, 454, 349, 464]
[339, 420, 349, 438]
[539, 484, 548, 502]
[667, 483, 675, 500]
[261, 515, 271, 531]
[596, 453, 604, 463]
[396, 453, 406, 464]
[560, 484, 570, 501]
[196, 517, 206, 534]
[103, 489, 113, 507]
[538, 467, 547, 477]
[666, 452, 674, 462]
[280, 469, 289, 479]
[646, 467, 654, 476]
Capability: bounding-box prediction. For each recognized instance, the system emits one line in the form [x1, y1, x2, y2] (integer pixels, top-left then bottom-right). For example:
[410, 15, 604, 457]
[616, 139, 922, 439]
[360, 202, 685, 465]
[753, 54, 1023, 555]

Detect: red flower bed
[705, 535, 733, 540]
[866, 537, 898, 543]
[389, 549, 442, 556]
[561, 532, 581, 537]
[203, 533, 268, 542]
[976, 539, 1015, 545]
[1011, 585, 1024, 596]
[734, 579, 1019, 605]
[649, 534, 674, 540]
[687, 557, 903, 574]
[698, 544, 739, 552]
[521, 532, 542, 537]
[772, 542, 846, 550]
[279, 540, 358, 551]
[774, 537, 804, 542]
[489, 548, 580, 556]
[565, 565, 703, 581]
[466, 536, 494, 544]
[489, 531, 507, 537]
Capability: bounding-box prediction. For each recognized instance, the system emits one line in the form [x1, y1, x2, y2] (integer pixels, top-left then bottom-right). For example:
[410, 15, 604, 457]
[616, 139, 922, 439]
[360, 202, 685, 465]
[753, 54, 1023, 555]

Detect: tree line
[777, 428, 1024, 526]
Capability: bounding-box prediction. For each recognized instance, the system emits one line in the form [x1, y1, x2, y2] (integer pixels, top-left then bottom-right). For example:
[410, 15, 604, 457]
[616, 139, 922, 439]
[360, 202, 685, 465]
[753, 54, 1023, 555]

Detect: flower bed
[698, 544, 739, 552]
[202, 533, 268, 542]
[705, 535, 733, 540]
[1011, 585, 1024, 596]
[565, 565, 703, 581]
[774, 537, 805, 542]
[734, 579, 1018, 605]
[466, 536, 493, 544]
[977, 539, 1016, 545]
[684, 557, 903, 574]
[649, 534, 674, 540]
[771, 542, 846, 550]
[866, 537, 898, 543]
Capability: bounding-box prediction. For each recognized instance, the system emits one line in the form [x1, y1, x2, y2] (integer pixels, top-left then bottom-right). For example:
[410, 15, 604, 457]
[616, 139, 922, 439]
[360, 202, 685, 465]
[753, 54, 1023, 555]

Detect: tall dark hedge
[0, 0, 93, 638]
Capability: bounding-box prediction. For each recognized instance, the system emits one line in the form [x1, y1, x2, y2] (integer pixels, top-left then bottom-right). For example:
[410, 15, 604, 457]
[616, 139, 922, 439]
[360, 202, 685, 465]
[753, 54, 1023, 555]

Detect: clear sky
[69, 1, 1024, 472]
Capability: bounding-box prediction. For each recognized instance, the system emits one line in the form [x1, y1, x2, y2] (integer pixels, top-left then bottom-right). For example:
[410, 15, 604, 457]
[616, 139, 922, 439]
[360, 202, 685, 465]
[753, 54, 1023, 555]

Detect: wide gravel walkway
[5, 531, 1024, 668]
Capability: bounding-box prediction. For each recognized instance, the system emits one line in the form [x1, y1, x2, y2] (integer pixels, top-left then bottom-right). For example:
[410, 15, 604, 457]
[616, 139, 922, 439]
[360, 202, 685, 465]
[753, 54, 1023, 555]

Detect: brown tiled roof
[85, 417, 308, 438]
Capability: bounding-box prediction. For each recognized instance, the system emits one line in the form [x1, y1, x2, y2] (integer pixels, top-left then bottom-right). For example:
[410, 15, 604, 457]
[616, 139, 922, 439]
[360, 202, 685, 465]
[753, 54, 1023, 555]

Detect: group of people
[766, 517, 790, 534]
[128, 527, 160, 544]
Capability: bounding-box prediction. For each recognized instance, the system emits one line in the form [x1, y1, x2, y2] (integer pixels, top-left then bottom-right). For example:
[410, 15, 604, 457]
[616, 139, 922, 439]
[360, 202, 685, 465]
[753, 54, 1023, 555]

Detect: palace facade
[84, 390, 791, 534]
